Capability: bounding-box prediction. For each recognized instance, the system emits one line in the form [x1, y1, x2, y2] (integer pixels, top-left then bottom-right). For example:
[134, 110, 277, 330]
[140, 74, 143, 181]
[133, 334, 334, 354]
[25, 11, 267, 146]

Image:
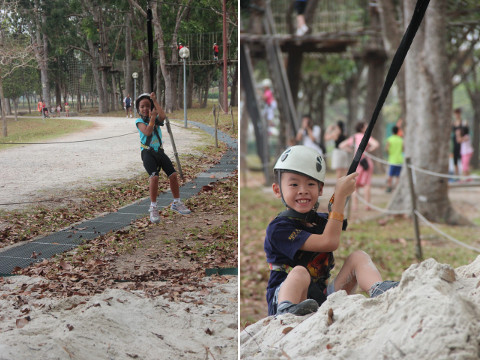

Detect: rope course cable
[0, 132, 137, 145]
[363, 151, 480, 181]
[354, 192, 410, 215]
[414, 210, 480, 253]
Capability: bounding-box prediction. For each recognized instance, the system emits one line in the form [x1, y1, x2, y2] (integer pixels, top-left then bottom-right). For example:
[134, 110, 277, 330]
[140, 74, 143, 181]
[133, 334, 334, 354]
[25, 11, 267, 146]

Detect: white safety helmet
[274, 145, 326, 184]
[135, 93, 154, 112]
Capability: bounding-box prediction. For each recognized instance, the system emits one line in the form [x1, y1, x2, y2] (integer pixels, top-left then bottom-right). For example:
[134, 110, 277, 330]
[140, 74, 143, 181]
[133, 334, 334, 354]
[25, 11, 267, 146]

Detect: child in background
[265, 145, 398, 316]
[386, 125, 404, 192]
[456, 125, 473, 178]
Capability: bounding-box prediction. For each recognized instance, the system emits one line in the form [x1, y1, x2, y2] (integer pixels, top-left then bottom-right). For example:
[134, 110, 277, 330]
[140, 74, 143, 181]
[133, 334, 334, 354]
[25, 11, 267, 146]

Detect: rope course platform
[166, 59, 238, 66]
[240, 31, 364, 54]
[0, 121, 237, 276]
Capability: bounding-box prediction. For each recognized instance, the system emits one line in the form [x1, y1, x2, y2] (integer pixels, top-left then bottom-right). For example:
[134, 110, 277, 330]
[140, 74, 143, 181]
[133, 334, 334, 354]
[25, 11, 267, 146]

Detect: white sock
[151, 202, 157, 208]
[173, 198, 180, 203]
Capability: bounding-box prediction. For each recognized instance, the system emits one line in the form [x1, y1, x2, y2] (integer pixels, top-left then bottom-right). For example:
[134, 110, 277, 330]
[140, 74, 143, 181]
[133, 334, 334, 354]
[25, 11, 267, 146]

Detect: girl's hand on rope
[334, 172, 358, 202]
[149, 108, 158, 125]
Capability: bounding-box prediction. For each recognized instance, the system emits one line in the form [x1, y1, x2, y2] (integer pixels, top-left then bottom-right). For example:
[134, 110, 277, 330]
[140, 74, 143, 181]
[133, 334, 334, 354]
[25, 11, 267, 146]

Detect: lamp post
[179, 47, 190, 128]
[132, 72, 138, 116]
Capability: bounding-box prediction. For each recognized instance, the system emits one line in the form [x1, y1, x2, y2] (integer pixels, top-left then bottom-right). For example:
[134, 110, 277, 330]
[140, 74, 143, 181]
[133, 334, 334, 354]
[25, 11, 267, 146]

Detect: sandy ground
[241, 256, 480, 359]
[0, 275, 238, 360]
[0, 116, 204, 211]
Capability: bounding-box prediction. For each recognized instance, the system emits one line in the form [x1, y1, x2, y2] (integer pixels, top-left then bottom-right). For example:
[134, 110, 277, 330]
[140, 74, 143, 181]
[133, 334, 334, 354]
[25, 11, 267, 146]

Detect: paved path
[0, 121, 237, 275]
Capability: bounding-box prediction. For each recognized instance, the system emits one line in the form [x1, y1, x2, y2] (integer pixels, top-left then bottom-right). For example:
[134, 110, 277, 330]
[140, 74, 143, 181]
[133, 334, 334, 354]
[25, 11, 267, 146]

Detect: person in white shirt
[296, 114, 323, 155]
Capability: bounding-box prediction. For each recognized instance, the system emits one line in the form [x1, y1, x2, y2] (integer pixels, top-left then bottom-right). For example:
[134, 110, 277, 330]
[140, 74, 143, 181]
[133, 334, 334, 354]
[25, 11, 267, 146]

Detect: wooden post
[213, 105, 218, 148]
[405, 157, 422, 260]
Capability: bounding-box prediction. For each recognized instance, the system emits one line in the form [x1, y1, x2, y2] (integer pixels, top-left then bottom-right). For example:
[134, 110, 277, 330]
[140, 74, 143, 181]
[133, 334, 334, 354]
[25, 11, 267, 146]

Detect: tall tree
[0, 0, 36, 136]
[389, 0, 468, 225]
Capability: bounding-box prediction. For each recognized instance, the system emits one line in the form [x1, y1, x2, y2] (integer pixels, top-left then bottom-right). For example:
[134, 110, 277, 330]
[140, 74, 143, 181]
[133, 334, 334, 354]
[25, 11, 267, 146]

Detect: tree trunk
[0, 77, 7, 137]
[111, 74, 118, 111]
[187, 63, 193, 108]
[389, 0, 468, 225]
[230, 62, 238, 107]
[125, 11, 133, 97]
[13, 98, 18, 121]
[33, 0, 50, 109]
[101, 70, 109, 112]
[86, 39, 104, 113]
[470, 92, 480, 169]
[26, 93, 31, 114]
[148, 0, 193, 113]
[345, 61, 363, 135]
[378, 0, 407, 118]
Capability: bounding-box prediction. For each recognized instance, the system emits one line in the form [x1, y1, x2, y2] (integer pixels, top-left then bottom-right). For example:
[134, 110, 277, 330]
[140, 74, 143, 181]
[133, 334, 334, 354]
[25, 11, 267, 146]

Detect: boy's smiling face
[273, 172, 323, 213]
[139, 98, 152, 117]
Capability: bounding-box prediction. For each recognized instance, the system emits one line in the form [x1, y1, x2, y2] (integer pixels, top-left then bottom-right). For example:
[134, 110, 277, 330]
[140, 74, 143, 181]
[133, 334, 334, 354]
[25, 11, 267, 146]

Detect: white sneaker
[171, 200, 191, 215]
[149, 205, 161, 223]
[296, 25, 308, 36]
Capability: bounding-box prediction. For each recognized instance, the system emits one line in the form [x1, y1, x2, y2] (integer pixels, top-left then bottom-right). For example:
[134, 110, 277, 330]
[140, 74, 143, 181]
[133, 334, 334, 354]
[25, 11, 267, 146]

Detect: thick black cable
[348, 0, 430, 175]
[147, 8, 154, 92]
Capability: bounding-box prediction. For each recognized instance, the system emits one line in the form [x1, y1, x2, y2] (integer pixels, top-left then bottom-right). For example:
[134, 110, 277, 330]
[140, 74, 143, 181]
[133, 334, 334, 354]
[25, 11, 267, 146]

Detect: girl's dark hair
[336, 120, 345, 134]
[461, 125, 469, 136]
[355, 121, 366, 133]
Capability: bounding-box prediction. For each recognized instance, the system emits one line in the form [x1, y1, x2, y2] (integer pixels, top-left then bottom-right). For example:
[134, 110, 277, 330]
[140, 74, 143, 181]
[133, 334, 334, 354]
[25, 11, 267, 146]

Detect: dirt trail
[0, 116, 203, 211]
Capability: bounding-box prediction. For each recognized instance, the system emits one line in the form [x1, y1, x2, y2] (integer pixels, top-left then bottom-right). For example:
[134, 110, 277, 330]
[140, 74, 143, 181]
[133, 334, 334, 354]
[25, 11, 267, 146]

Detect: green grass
[0, 117, 93, 150]
[240, 184, 479, 328]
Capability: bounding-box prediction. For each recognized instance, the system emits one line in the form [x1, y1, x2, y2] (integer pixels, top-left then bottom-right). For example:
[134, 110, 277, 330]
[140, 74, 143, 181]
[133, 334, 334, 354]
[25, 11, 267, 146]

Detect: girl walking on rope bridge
[135, 92, 191, 223]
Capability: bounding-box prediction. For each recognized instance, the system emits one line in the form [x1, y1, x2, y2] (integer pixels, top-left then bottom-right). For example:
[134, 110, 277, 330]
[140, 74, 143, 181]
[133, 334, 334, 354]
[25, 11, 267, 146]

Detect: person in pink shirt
[339, 121, 379, 211]
[456, 125, 474, 177]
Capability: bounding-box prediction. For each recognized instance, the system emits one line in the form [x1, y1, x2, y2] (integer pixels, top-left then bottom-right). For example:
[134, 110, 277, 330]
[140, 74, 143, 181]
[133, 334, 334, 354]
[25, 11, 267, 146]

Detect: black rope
[348, 0, 430, 174]
[0, 132, 137, 145]
[147, 8, 154, 92]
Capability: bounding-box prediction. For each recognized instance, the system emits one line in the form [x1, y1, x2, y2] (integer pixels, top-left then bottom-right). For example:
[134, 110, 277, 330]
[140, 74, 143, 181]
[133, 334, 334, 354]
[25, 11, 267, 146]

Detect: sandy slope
[0, 275, 237, 360]
[241, 256, 480, 359]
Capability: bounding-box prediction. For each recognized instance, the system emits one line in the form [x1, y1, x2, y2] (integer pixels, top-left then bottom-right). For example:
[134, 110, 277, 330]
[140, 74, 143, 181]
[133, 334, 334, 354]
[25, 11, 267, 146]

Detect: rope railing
[362, 151, 479, 181]
[414, 210, 480, 253]
[353, 151, 480, 257]
[354, 192, 410, 215]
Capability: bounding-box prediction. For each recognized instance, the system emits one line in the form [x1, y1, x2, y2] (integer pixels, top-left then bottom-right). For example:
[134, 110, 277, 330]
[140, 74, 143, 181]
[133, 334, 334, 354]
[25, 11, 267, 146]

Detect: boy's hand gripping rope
[328, 0, 430, 213]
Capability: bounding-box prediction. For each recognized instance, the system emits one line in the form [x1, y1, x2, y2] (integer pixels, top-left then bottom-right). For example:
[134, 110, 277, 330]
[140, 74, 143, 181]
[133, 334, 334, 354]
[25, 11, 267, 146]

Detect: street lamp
[179, 46, 190, 128]
[132, 72, 138, 116]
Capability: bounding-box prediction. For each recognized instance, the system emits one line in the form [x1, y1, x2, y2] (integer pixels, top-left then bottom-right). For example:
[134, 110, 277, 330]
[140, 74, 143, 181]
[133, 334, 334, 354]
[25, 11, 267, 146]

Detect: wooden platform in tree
[240, 31, 368, 55]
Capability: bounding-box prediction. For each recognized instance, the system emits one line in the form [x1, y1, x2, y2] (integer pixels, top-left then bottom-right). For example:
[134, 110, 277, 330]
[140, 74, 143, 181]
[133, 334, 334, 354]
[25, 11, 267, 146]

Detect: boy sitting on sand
[265, 145, 398, 316]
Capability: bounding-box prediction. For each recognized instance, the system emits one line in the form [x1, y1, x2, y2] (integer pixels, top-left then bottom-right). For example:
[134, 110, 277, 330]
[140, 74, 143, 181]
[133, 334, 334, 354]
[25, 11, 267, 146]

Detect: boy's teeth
[298, 200, 309, 203]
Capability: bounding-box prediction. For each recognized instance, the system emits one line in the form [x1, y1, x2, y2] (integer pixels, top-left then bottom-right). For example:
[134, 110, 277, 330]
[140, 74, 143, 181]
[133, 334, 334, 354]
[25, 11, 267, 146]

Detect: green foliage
[0, 117, 93, 150]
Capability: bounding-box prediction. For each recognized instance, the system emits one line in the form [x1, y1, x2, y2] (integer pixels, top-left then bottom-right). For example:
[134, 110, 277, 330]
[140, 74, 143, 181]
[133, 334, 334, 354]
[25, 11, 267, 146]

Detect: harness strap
[268, 263, 292, 273]
[142, 119, 163, 150]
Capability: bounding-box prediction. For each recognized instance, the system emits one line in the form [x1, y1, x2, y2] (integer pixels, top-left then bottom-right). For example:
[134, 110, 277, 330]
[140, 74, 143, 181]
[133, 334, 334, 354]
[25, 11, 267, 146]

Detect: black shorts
[453, 144, 461, 165]
[141, 148, 176, 177]
[294, 0, 307, 14]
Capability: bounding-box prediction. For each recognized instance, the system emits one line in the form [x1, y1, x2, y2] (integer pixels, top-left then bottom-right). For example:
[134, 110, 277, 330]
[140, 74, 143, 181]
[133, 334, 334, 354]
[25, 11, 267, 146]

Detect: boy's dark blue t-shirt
[264, 212, 335, 315]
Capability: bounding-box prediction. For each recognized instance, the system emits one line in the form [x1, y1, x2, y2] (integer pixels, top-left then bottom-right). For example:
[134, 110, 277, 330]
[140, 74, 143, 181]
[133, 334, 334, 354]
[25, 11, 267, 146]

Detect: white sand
[241, 256, 480, 359]
[0, 275, 238, 360]
[0, 116, 203, 211]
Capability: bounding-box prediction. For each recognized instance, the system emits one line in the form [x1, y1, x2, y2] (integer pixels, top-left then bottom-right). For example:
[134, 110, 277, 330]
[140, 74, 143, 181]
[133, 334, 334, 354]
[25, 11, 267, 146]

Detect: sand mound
[241, 257, 480, 359]
[0, 276, 237, 360]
